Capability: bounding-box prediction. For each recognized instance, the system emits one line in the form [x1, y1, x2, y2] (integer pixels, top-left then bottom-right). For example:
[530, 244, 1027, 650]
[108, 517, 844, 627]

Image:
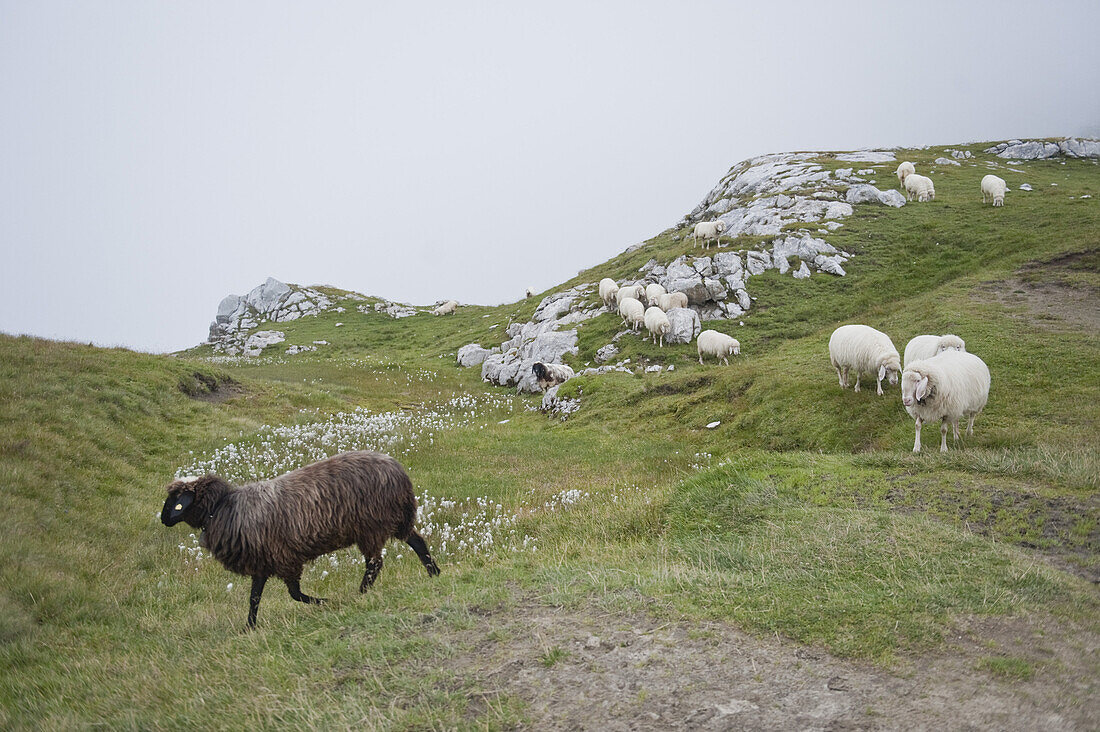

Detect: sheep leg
[966, 415, 975, 436]
[360, 556, 383, 591]
[939, 422, 949, 453]
[247, 575, 268, 628]
[876, 376, 884, 396]
[952, 420, 961, 442]
[853, 373, 861, 392]
[284, 576, 325, 605]
[406, 530, 442, 577]
[836, 366, 845, 388]
[913, 417, 922, 453]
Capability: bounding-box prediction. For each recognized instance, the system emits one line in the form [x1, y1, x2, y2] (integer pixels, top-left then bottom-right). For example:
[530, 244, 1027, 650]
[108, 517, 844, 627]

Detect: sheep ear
[878, 364, 886, 380]
[914, 376, 929, 401]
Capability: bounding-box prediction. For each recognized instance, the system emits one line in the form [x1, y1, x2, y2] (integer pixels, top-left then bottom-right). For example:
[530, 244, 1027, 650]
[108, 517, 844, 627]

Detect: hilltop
[2, 138, 1098, 729]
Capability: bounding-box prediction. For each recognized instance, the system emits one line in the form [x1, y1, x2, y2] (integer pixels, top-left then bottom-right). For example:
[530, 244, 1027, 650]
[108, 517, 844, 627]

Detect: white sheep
[692, 220, 726, 249]
[618, 297, 645, 331]
[615, 284, 645, 306]
[657, 292, 689, 311]
[525, 287, 534, 298]
[981, 174, 1007, 206]
[904, 173, 935, 202]
[599, 278, 620, 307]
[896, 161, 915, 188]
[901, 350, 990, 453]
[903, 334, 966, 368]
[828, 324, 901, 395]
[644, 306, 672, 347]
[431, 300, 458, 316]
[644, 283, 667, 306]
[697, 329, 740, 365]
[532, 362, 575, 391]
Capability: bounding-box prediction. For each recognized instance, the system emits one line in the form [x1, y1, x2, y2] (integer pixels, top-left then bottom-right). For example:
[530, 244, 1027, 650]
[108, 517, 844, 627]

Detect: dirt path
[443, 601, 1098, 730]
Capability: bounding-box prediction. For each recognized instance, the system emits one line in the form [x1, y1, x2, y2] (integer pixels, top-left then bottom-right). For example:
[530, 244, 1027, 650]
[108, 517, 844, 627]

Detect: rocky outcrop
[471, 285, 594, 393]
[984, 138, 1100, 160]
[209, 277, 333, 355]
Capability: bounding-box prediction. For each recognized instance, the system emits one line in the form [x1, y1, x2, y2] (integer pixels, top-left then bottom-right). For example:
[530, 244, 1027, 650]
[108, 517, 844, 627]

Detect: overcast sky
[2, 1, 1098, 353]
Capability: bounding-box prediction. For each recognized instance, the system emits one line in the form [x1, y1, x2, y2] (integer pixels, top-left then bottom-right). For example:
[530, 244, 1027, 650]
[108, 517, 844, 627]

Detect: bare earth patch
[974, 250, 1100, 331]
[443, 601, 1098, 730]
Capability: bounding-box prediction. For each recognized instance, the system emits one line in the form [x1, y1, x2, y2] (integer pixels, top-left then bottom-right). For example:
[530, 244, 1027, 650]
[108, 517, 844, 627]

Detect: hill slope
[1, 139, 1098, 729]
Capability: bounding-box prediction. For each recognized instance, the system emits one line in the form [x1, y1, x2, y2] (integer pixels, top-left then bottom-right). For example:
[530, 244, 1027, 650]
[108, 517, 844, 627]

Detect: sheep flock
[536, 159, 1005, 453]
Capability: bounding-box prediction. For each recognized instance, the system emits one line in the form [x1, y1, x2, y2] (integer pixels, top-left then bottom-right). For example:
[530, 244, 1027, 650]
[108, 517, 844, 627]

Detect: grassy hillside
[1, 143, 1097, 728]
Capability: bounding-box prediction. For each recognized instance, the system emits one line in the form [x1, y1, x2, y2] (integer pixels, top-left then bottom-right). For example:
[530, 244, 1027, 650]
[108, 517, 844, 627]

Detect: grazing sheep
[904, 173, 936, 202]
[525, 287, 534, 298]
[160, 451, 441, 628]
[644, 306, 672, 347]
[697, 329, 740, 365]
[828, 324, 901, 395]
[644, 283, 667, 307]
[657, 292, 689, 311]
[903, 334, 967, 368]
[618, 297, 645, 331]
[981, 174, 1007, 206]
[692, 220, 726, 249]
[599, 278, 620, 307]
[901, 350, 991, 453]
[532, 361, 574, 391]
[896, 161, 916, 187]
[431, 300, 459, 316]
[615, 284, 645, 306]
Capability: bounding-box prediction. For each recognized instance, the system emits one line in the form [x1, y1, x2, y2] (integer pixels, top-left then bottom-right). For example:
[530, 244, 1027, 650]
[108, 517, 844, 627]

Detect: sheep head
[901, 369, 931, 407]
[161, 475, 230, 528]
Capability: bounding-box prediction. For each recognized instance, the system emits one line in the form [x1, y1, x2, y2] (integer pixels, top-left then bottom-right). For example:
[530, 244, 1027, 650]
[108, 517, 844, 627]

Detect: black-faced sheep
[532, 361, 574, 391]
[160, 451, 441, 628]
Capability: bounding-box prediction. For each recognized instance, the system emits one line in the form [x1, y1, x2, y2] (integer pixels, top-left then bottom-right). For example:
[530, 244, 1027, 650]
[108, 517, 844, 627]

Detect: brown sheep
[160, 451, 440, 628]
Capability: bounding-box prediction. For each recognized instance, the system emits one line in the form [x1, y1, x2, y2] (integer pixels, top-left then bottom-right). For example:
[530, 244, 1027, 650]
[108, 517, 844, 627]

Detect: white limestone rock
[835, 151, 896, 163]
[845, 184, 906, 207]
[595, 344, 619, 363]
[665, 307, 701, 345]
[934, 157, 961, 166]
[1059, 137, 1100, 158]
[457, 343, 495, 367]
[243, 330, 285, 357]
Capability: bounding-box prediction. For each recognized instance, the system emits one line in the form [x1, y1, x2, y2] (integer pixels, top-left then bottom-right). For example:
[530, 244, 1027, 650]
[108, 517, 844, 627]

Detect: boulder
[665, 307, 701, 345]
[933, 157, 961, 166]
[243, 330, 285, 357]
[457, 343, 494, 367]
[746, 250, 772, 276]
[985, 140, 1061, 160]
[1059, 138, 1100, 158]
[246, 277, 292, 315]
[595, 344, 619, 363]
[845, 184, 906, 207]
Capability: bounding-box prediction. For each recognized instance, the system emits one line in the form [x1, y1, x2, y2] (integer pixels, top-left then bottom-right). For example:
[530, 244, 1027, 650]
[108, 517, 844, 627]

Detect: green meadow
[1, 143, 1097, 728]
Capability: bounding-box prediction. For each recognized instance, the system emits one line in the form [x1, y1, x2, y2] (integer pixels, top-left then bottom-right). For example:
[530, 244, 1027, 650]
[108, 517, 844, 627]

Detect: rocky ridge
[467, 149, 906, 392]
[208, 277, 440, 356]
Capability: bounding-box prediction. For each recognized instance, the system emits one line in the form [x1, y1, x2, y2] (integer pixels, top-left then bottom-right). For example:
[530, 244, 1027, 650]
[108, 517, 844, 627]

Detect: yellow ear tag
[174, 503, 183, 511]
